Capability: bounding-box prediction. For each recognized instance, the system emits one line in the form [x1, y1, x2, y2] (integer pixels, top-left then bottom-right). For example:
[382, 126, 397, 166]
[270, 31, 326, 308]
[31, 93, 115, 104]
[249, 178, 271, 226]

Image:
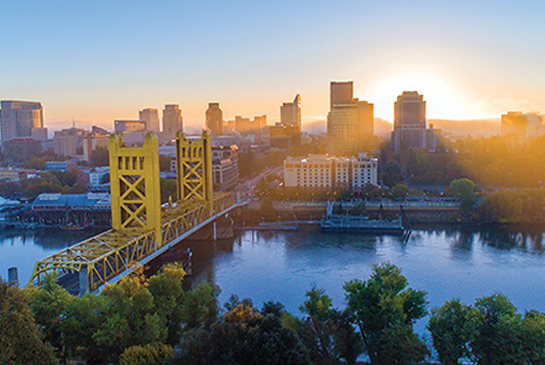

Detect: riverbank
[243, 199, 466, 224]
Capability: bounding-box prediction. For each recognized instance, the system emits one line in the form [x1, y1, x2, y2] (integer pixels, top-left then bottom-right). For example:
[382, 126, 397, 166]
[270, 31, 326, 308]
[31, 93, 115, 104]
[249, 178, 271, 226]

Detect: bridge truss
[28, 131, 237, 293]
[28, 193, 233, 292]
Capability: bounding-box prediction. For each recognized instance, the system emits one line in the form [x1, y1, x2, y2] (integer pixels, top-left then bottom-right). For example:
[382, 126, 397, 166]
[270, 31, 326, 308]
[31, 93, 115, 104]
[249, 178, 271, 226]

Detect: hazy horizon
[3, 1, 544, 133]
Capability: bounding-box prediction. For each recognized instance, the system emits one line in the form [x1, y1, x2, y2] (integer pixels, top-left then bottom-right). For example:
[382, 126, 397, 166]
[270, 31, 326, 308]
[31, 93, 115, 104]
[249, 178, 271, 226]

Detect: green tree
[119, 342, 174, 365]
[343, 262, 429, 365]
[0, 280, 58, 365]
[521, 310, 545, 365]
[61, 293, 108, 363]
[94, 274, 166, 362]
[470, 293, 525, 365]
[448, 178, 476, 210]
[29, 279, 74, 360]
[297, 287, 337, 364]
[176, 303, 311, 365]
[146, 263, 187, 345]
[391, 183, 410, 199]
[428, 298, 476, 365]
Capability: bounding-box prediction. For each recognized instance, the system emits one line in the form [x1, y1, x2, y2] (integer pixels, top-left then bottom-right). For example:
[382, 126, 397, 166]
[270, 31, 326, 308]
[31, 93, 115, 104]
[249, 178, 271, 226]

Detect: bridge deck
[29, 193, 239, 293]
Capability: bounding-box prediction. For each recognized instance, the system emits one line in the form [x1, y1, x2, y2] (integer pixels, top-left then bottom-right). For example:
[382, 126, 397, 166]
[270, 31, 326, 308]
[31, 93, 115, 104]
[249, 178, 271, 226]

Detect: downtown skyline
[2, 0, 545, 131]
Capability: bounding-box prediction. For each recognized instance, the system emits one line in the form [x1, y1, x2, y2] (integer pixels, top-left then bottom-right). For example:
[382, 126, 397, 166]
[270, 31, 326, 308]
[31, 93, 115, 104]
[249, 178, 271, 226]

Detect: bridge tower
[109, 132, 162, 244]
[175, 131, 213, 202]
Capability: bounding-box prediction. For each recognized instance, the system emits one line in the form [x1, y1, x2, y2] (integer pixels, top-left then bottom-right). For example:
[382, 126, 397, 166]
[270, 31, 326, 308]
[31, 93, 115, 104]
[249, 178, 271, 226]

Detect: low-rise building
[284, 153, 378, 191]
[284, 155, 333, 188]
[89, 166, 110, 188]
[31, 192, 111, 211]
[45, 160, 78, 171]
[352, 153, 378, 191]
[83, 126, 110, 162]
[0, 169, 24, 182]
[211, 145, 239, 191]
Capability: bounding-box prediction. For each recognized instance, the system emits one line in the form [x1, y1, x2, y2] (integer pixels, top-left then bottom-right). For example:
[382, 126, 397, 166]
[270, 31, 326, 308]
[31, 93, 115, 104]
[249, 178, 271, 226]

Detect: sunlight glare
[361, 71, 476, 122]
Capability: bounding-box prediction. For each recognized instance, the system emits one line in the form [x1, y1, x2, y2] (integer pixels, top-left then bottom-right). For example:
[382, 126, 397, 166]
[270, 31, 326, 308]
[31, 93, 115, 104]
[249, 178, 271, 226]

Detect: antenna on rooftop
[72, 115, 76, 129]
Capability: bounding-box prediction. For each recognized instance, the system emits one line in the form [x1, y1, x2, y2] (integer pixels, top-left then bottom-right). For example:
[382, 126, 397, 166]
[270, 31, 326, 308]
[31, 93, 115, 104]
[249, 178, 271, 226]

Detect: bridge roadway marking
[93, 201, 247, 294]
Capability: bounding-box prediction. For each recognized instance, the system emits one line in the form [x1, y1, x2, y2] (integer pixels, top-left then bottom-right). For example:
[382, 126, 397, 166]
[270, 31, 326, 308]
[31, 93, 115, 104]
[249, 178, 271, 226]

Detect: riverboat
[320, 202, 405, 234]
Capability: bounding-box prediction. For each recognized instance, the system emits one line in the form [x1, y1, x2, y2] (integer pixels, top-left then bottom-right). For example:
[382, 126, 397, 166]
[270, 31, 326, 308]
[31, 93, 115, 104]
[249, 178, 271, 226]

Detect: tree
[61, 293, 108, 363]
[391, 183, 410, 199]
[343, 262, 429, 364]
[470, 293, 525, 365]
[94, 273, 166, 362]
[428, 298, 476, 365]
[297, 287, 337, 364]
[0, 280, 58, 365]
[448, 178, 476, 210]
[146, 263, 187, 345]
[175, 303, 311, 365]
[29, 279, 75, 360]
[521, 310, 545, 365]
[119, 342, 174, 365]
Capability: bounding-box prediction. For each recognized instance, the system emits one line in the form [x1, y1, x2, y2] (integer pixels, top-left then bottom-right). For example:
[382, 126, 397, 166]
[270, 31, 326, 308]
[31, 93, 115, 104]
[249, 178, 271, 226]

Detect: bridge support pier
[213, 222, 217, 241]
[79, 265, 89, 296]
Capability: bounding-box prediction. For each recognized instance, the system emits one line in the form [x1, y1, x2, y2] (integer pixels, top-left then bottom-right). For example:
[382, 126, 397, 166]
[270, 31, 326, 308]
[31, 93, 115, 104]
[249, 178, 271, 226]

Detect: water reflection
[4, 224, 545, 318]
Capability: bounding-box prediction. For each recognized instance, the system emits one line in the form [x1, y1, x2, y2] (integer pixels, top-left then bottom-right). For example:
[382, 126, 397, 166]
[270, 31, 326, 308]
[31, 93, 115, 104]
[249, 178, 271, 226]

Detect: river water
[3, 224, 545, 334]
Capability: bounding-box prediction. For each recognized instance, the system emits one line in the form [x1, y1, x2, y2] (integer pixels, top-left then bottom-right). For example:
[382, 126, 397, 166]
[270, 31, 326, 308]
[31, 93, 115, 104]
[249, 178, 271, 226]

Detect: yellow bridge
[28, 131, 243, 294]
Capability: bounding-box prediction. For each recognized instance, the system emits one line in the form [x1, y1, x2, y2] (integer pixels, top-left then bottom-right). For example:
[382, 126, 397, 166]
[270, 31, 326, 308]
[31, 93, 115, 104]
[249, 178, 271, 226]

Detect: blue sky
[2, 0, 545, 131]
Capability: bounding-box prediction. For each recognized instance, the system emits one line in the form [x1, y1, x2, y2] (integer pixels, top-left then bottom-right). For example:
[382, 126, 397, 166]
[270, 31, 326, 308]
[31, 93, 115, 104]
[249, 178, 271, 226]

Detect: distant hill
[302, 119, 326, 135]
[291, 117, 501, 139]
[428, 118, 500, 138]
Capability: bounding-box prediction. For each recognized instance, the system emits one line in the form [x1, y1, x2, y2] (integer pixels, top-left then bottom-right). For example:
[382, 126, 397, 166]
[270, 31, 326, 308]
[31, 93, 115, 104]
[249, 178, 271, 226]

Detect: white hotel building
[283, 153, 378, 192]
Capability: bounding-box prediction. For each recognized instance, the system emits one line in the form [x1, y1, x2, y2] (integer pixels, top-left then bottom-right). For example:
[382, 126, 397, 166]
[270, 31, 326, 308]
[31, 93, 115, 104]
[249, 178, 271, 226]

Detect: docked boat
[320, 202, 404, 234]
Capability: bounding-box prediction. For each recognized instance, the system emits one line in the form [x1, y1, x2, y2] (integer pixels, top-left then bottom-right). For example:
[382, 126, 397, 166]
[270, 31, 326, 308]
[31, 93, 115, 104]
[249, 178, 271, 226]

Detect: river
[2, 224, 545, 334]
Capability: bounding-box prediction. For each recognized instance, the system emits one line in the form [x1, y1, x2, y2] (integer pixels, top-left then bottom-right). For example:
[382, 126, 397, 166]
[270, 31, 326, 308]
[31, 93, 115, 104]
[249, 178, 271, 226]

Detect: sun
[360, 71, 477, 122]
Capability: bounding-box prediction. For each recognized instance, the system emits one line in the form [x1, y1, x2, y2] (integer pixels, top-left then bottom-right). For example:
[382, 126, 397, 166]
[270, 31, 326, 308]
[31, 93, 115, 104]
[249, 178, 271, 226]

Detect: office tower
[0, 100, 44, 141]
[280, 94, 302, 129]
[114, 120, 146, 132]
[114, 119, 147, 146]
[54, 127, 86, 157]
[392, 91, 427, 151]
[206, 102, 223, 136]
[139, 108, 160, 133]
[330, 81, 354, 109]
[83, 126, 110, 162]
[162, 104, 183, 139]
[327, 81, 374, 156]
[31, 128, 48, 141]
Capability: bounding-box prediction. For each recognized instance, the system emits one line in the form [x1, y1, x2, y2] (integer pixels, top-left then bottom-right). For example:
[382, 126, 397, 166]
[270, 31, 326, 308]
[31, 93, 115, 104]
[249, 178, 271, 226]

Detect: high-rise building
[327, 81, 374, 156]
[83, 126, 110, 162]
[139, 108, 160, 133]
[114, 119, 147, 146]
[330, 81, 354, 109]
[392, 91, 427, 151]
[162, 104, 183, 139]
[280, 94, 302, 129]
[206, 102, 223, 136]
[0, 100, 44, 141]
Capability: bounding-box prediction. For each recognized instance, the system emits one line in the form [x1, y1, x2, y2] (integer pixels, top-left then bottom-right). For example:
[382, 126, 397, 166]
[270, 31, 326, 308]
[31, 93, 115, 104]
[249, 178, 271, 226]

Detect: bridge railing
[28, 193, 234, 292]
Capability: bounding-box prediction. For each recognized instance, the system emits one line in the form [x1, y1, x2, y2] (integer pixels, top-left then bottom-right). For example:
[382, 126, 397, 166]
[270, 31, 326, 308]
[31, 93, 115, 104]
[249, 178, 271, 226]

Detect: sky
[2, 0, 545, 132]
